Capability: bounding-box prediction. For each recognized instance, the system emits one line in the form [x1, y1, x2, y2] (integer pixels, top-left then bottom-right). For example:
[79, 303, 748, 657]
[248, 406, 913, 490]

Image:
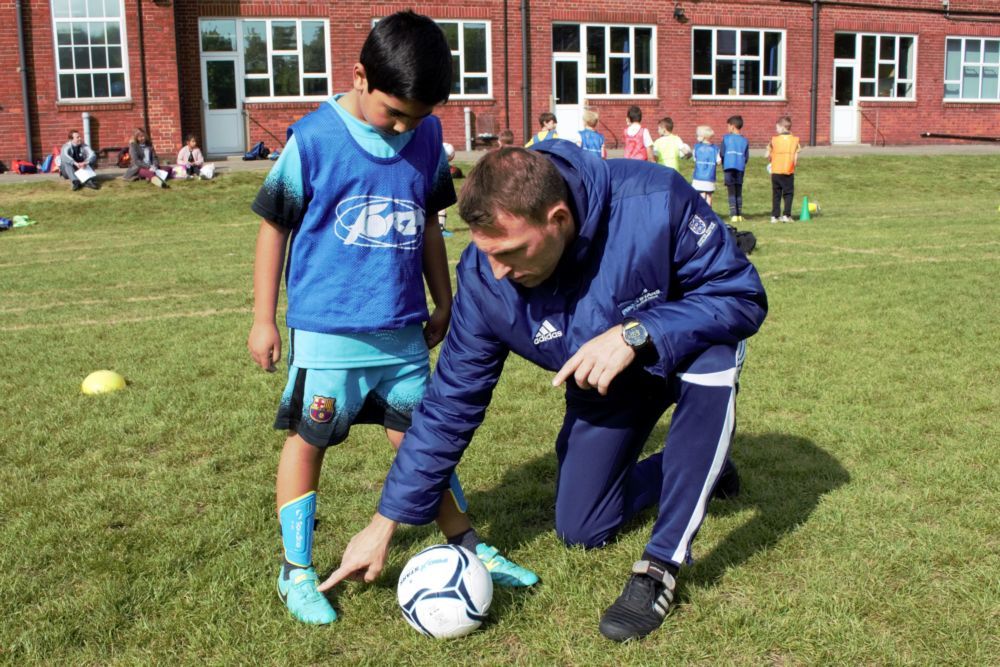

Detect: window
[437, 21, 491, 97]
[199, 19, 329, 100]
[552, 23, 655, 97]
[692, 28, 784, 98]
[51, 0, 129, 101]
[840, 33, 916, 100]
[945, 37, 999, 101]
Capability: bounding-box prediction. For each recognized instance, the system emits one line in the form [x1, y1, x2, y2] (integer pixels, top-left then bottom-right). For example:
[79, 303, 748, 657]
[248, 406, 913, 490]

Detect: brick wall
[1, 0, 181, 169]
[2, 0, 997, 165]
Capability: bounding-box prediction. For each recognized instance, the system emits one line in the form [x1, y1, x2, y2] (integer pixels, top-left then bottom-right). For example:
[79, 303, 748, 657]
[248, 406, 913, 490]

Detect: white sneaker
[151, 176, 165, 188]
[781, 215, 792, 223]
[770, 216, 779, 224]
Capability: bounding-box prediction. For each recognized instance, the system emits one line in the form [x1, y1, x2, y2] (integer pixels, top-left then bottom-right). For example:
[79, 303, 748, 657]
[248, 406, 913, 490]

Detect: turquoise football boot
[277, 567, 337, 625]
[476, 544, 539, 588]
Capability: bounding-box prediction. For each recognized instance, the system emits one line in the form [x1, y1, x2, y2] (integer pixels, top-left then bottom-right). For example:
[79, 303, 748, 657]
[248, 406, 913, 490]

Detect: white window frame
[436, 19, 493, 100]
[854, 33, 917, 101]
[200, 18, 331, 103]
[51, 0, 131, 103]
[553, 23, 656, 99]
[691, 27, 785, 101]
[944, 36, 1000, 103]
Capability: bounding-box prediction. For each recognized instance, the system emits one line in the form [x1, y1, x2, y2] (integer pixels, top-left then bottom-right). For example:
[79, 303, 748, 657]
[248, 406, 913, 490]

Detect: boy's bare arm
[421, 221, 453, 349]
[248, 219, 290, 371]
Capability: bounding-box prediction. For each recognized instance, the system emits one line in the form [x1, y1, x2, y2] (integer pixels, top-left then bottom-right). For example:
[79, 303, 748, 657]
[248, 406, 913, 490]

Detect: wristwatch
[622, 317, 651, 350]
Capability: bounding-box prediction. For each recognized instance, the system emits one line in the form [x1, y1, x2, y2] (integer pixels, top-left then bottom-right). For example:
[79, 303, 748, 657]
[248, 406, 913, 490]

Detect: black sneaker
[711, 458, 741, 500]
[598, 560, 676, 642]
[71, 181, 81, 191]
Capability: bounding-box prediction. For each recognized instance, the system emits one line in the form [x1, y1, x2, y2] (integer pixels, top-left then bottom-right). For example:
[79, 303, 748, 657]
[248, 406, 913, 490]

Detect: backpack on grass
[726, 224, 757, 256]
[243, 141, 268, 161]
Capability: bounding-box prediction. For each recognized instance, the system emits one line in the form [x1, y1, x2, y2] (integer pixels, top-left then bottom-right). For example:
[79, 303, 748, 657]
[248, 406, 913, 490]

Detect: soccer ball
[397, 544, 493, 638]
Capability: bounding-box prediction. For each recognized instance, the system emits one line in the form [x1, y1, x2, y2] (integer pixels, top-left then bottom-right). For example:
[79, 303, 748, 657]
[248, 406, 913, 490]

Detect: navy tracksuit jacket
[379, 140, 768, 565]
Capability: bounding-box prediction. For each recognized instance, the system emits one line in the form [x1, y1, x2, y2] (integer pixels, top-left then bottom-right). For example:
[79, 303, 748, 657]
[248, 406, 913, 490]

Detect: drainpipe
[503, 0, 510, 130]
[15, 0, 33, 161]
[809, 0, 819, 147]
[135, 0, 151, 133]
[520, 0, 531, 143]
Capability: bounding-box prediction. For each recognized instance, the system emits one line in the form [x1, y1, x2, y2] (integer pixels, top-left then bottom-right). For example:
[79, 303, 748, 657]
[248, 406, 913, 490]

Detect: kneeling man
[320, 142, 768, 641]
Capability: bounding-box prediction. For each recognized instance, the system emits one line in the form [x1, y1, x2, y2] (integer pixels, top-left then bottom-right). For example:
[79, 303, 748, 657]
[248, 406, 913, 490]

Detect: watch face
[623, 321, 648, 347]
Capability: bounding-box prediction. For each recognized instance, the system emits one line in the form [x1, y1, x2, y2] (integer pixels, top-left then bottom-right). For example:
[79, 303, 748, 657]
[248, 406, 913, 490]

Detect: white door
[201, 55, 245, 155]
[832, 62, 859, 144]
[553, 55, 584, 143]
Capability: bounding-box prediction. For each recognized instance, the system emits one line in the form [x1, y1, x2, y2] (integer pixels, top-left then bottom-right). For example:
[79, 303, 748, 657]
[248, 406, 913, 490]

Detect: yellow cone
[81, 370, 127, 395]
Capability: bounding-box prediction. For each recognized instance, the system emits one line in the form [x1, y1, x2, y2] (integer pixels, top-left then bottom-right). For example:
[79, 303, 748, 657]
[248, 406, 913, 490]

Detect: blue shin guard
[279, 491, 317, 569]
[449, 473, 468, 513]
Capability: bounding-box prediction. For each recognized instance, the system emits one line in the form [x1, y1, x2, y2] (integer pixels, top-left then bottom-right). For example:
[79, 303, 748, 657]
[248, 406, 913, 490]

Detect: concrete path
[2, 142, 996, 186]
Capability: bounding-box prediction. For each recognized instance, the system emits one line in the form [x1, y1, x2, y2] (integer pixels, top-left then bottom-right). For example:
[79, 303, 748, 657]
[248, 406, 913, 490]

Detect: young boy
[438, 143, 459, 237]
[248, 11, 537, 627]
[721, 116, 750, 223]
[497, 129, 515, 148]
[623, 105, 654, 161]
[652, 117, 690, 171]
[578, 110, 606, 159]
[766, 116, 801, 223]
[524, 112, 559, 146]
[691, 125, 721, 206]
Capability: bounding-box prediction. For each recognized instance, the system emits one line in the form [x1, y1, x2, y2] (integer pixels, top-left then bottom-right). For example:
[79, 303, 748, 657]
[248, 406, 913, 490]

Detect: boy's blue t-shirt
[692, 142, 720, 182]
[579, 128, 604, 156]
[721, 133, 750, 171]
[251, 95, 456, 368]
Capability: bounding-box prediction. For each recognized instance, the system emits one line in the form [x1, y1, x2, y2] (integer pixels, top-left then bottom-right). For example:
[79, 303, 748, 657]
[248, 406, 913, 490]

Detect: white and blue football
[397, 544, 493, 638]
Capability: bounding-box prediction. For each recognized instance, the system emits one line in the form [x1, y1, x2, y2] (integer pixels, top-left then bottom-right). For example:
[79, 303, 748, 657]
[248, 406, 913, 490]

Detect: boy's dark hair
[360, 11, 452, 106]
[498, 129, 515, 145]
[459, 148, 569, 229]
[538, 112, 557, 127]
[185, 134, 198, 143]
[627, 105, 642, 123]
[727, 115, 744, 129]
[658, 117, 673, 132]
[68, 129, 80, 139]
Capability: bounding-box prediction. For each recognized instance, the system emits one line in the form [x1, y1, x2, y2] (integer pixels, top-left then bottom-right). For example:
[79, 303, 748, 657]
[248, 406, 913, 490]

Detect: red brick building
[2, 0, 998, 166]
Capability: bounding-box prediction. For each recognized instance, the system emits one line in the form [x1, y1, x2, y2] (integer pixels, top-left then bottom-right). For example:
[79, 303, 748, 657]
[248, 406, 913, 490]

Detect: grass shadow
[683, 431, 849, 590]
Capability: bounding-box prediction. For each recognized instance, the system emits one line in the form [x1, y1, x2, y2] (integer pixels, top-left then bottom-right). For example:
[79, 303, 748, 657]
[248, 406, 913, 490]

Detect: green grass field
[1, 154, 998, 665]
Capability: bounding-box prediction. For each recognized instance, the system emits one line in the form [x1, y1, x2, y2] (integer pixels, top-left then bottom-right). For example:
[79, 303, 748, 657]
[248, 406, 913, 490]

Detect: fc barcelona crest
[309, 396, 335, 423]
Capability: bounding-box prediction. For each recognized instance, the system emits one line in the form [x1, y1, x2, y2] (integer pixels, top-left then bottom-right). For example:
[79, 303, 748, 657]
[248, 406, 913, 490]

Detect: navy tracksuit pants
[554, 343, 741, 566]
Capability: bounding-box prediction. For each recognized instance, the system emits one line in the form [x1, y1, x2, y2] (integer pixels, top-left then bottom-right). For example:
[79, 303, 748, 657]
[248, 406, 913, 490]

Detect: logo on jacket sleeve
[533, 320, 563, 345]
[688, 214, 717, 247]
[309, 396, 335, 423]
[335, 195, 425, 249]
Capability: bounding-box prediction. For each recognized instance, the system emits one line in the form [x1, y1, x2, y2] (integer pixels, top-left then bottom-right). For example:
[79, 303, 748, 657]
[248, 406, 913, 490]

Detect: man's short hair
[727, 115, 744, 129]
[360, 11, 452, 106]
[658, 117, 673, 132]
[68, 129, 80, 139]
[538, 111, 557, 127]
[627, 105, 642, 123]
[458, 148, 569, 229]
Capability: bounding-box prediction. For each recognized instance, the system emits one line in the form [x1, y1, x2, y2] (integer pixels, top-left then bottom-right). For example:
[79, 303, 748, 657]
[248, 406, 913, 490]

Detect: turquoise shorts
[274, 361, 429, 448]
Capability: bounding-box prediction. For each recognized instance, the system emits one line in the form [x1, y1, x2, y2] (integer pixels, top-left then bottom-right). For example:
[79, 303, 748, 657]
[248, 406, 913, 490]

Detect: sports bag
[726, 224, 757, 256]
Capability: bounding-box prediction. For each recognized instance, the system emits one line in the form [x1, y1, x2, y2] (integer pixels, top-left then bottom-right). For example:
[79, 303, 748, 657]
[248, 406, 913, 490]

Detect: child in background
[652, 117, 690, 171]
[497, 129, 515, 148]
[766, 115, 801, 223]
[691, 125, 721, 205]
[247, 11, 537, 628]
[438, 143, 459, 237]
[524, 112, 559, 146]
[721, 116, 750, 223]
[176, 135, 205, 177]
[623, 105, 654, 161]
[578, 109, 606, 159]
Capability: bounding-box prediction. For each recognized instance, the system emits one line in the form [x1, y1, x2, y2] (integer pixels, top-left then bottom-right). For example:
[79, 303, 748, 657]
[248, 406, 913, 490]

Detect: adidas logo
[533, 320, 563, 345]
